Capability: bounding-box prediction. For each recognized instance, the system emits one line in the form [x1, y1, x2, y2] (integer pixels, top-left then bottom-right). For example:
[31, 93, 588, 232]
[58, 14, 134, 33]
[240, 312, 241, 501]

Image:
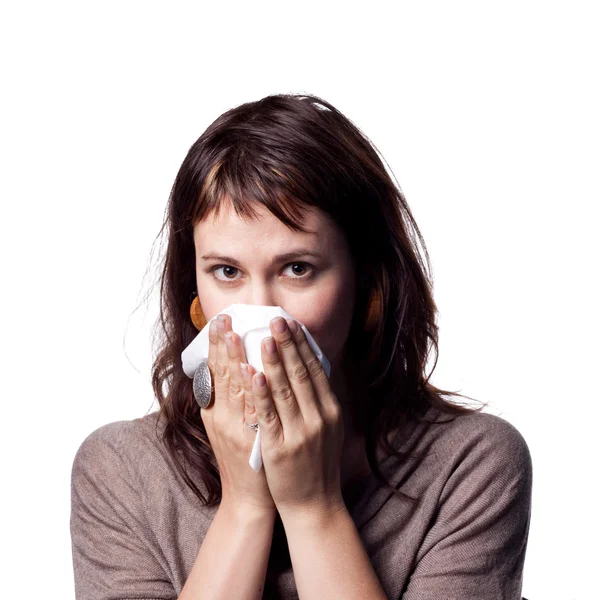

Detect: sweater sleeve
[70, 422, 177, 600]
[401, 415, 533, 600]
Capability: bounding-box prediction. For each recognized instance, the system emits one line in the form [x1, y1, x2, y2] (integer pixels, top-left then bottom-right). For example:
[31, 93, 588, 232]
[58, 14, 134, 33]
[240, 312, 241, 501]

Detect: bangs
[190, 154, 317, 235]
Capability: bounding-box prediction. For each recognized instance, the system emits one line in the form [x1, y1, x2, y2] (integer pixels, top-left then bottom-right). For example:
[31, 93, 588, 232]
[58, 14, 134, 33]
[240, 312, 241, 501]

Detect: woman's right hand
[201, 313, 277, 515]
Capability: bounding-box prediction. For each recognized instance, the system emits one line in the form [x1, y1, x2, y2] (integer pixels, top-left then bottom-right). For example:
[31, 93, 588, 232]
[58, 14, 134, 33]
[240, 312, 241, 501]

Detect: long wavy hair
[147, 92, 483, 507]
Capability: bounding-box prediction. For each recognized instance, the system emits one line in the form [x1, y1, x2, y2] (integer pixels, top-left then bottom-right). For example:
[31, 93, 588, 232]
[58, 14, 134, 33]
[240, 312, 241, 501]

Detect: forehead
[193, 201, 331, 248]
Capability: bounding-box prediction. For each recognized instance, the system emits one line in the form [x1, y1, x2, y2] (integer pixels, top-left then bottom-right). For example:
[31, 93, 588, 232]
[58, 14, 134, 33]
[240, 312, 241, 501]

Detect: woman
[70, 93, 532, 599]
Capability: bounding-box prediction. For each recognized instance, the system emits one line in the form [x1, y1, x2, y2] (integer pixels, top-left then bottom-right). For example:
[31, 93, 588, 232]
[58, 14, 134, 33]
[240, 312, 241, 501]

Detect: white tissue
[181, 303, 331, 472]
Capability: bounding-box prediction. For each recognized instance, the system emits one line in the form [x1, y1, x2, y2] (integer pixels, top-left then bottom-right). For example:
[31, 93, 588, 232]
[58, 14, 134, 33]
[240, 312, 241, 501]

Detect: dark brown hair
[146, 92, 483, 507]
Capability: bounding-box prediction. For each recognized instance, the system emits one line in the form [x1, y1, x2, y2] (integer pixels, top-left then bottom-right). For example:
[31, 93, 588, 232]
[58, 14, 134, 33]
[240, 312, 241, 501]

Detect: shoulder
[409, 408, 533, 534]
[420, 408, 532, 482]
[390, 407, 533, 517]
[73, 418, 135, 457]
[70, 412, 180, 599]
[70, 411, 167, 491]
[397, 409, 533, 596]
[445, 412, 532, 476]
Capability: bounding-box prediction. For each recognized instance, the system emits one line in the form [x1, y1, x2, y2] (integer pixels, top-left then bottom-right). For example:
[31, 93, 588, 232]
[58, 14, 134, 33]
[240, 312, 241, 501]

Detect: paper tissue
[181, 303, 331, 472]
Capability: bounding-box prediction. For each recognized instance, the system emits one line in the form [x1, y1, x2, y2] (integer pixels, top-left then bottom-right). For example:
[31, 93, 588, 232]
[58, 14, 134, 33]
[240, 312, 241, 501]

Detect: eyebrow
[200, 249, 322, 265]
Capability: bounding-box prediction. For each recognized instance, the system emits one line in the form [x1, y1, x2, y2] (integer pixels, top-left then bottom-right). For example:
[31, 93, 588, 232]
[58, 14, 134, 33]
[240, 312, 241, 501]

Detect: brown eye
[212, 265, 240, 281]
[292, 264, 306, 275]
[210, 262, 316, 285]
[283, 262, 315, 280]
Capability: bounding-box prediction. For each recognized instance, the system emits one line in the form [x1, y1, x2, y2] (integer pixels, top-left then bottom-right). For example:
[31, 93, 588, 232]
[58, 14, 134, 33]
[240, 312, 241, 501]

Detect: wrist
[278, 500, 348, 531]
[219, 497, 278, 525]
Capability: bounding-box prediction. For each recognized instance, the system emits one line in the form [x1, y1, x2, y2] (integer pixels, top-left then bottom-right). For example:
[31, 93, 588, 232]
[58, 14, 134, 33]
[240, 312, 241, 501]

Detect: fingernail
[255, 373, 266, 387]
[287, 319, 299, 334]
[264, 337, 277, 354]
[225, 332, 233, 348]
[272, 317, 287, 333]
[210, 320, 218, 334]
[217, 317, 226, 331]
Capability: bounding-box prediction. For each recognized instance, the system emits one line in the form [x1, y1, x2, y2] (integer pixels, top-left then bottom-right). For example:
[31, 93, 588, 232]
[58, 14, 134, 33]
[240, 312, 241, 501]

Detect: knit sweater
[70, 406, 532, 599]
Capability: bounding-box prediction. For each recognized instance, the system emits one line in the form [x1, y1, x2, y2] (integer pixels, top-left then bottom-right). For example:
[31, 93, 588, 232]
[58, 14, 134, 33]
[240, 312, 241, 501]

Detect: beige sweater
[70, 406, 532, 599]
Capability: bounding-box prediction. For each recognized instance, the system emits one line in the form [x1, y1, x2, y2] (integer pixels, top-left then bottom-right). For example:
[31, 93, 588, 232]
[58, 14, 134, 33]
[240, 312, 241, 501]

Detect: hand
[250, 317, 346, 520]
[201, 314, 276, 515]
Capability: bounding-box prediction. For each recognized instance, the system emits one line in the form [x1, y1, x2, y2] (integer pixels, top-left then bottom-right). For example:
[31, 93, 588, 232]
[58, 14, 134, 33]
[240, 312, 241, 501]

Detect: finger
[224, 327, 247, 423]
[261, 333, 303, 432]
[204, 318, 219, 412]
[287, 319, 336, 413]
[224, 330, 258, 426]
[207, 318, 219, 376]
[252, 371, 283, 445]
[240, 362, 258, 424]
[215, 314, 230, 397]
[268, 317, 320, 423]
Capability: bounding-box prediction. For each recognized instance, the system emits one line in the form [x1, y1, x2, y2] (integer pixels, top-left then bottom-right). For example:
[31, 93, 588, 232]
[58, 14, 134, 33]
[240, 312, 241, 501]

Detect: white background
[1, 2, 598, 599]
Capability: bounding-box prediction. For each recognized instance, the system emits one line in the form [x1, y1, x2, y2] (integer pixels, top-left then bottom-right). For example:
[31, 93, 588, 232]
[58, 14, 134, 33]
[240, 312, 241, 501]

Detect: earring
[190, 295, 207, 331]
[192, 289, 380, 333]
[189, 293, 213, 408]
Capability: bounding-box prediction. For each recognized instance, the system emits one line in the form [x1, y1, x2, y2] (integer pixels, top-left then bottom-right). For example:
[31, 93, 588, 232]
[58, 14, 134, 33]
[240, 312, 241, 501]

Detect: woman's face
[193, 200, 356, 368]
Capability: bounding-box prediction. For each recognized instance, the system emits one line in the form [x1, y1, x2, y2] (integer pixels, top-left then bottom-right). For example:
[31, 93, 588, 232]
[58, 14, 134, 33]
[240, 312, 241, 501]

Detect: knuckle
[277, 336, 295, 350]
[270, 447, 287, 464]
[290, 363, 311, 384]
[215, 362, 229, 378]
[306, 356, 325, 379]
[227, 332, 238, 351]
[324, 404, 342, 425]
[308, 420, 326, 439]
[260, 409, 279, 425]
[295, 335, 309, 352]
[228, 381, 244, 398]
[271, 385, 294, 403]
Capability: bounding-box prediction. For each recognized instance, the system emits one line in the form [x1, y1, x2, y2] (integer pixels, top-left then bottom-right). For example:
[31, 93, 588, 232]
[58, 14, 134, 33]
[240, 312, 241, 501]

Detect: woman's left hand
[248, 316, 345, 521]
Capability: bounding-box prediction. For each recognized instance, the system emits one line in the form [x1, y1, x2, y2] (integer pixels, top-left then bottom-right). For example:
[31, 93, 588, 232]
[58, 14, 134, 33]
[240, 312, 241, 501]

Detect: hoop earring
[190, 295, 207, 331]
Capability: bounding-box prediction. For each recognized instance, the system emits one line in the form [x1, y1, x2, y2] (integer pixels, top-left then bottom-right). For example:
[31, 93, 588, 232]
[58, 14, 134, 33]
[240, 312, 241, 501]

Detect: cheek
[287, 286, 355, 364]
[195, 294, 224, 324]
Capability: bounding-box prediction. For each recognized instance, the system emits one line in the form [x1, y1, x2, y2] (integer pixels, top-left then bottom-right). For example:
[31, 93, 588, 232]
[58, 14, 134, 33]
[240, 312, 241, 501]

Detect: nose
[243, 283, 279, 308]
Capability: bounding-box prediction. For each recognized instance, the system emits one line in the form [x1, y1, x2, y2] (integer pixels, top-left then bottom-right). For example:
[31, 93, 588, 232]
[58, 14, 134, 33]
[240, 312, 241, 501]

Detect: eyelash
[209, 262, 316, 284]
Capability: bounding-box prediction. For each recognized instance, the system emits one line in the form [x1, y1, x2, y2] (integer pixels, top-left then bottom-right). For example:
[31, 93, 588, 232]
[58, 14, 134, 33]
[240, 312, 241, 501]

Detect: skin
[193, 199, 373, 511]
[184, 198, 397, 599]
